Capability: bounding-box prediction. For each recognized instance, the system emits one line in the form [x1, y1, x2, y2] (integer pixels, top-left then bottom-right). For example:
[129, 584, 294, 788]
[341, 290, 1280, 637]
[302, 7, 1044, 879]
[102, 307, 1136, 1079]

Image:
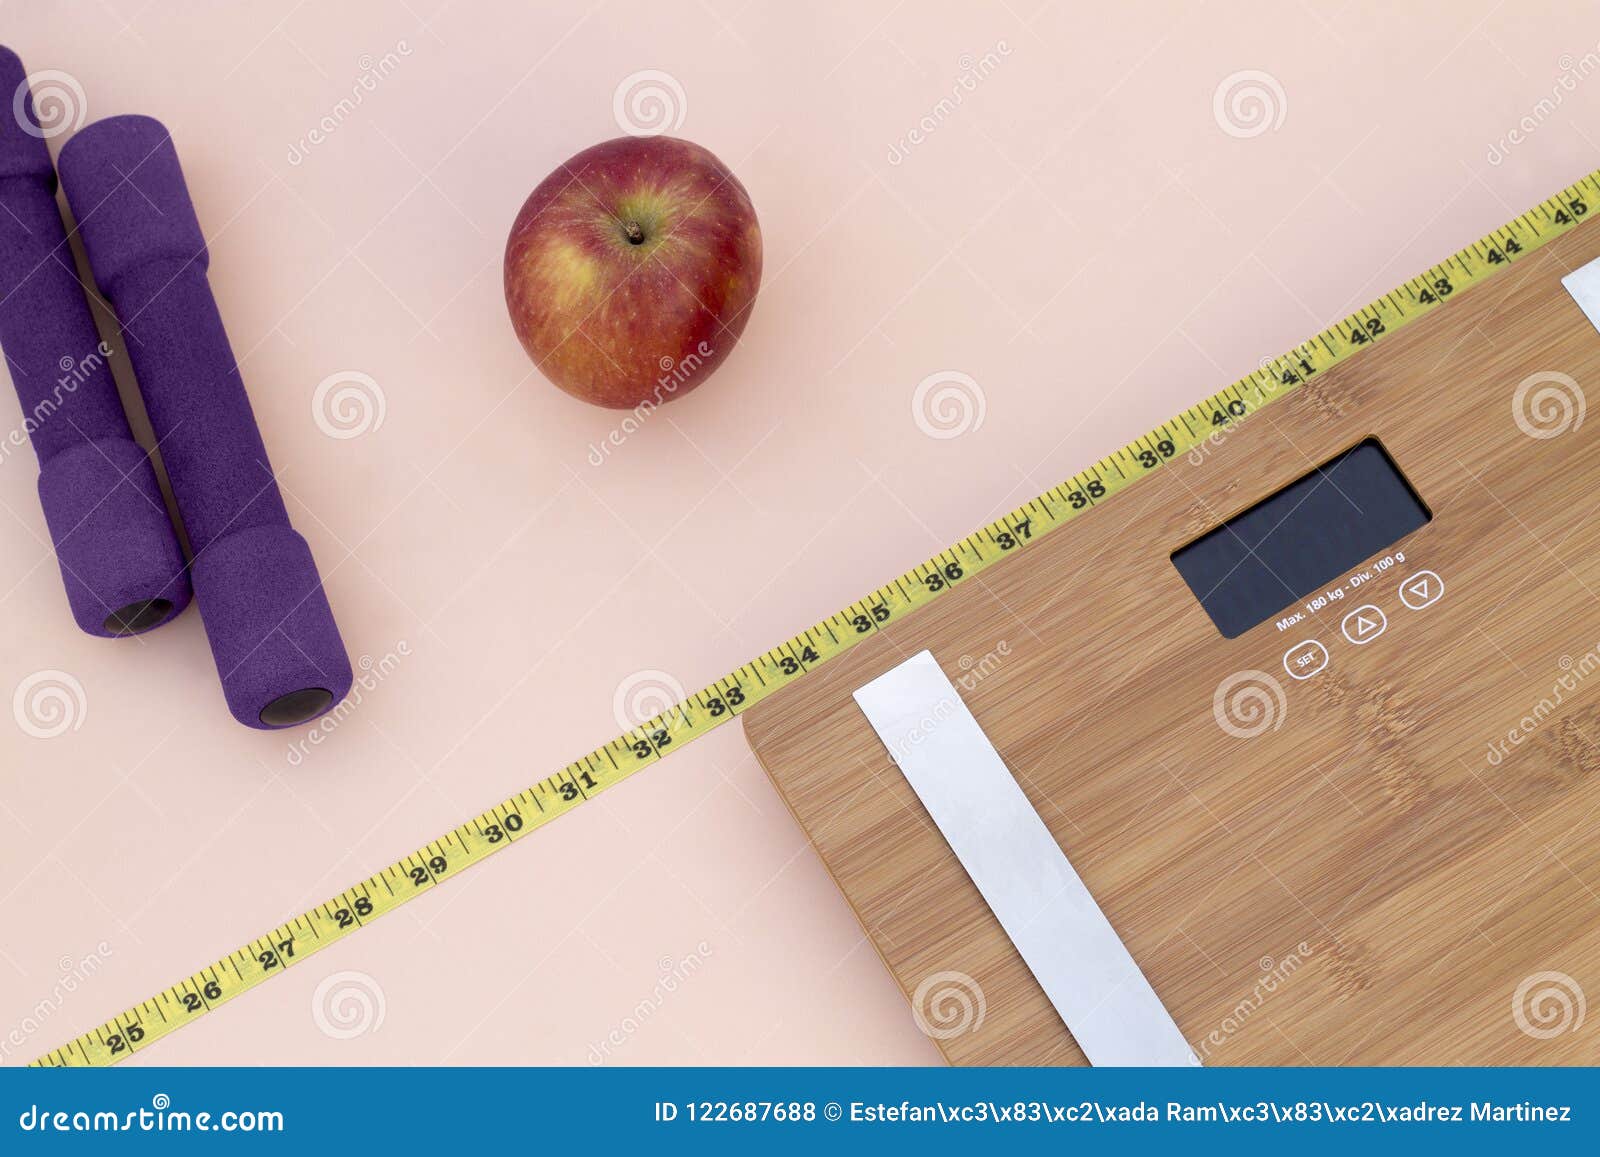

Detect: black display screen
[1171, 439, 1431, 638]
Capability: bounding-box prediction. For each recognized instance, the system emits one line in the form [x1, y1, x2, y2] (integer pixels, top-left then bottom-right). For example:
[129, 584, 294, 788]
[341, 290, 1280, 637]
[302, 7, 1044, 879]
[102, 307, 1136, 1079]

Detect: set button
[1282, 639, 1329, 680]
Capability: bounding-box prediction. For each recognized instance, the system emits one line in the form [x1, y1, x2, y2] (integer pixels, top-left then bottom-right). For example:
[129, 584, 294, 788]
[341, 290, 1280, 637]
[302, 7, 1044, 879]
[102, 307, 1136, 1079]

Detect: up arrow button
[1399, 570, 1444, 610]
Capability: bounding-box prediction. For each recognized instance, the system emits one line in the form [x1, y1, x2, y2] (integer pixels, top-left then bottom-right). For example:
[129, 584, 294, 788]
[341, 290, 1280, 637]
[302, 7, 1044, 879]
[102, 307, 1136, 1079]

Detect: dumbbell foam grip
[0, 47, 189, 636]
[58, 115, 351, 728]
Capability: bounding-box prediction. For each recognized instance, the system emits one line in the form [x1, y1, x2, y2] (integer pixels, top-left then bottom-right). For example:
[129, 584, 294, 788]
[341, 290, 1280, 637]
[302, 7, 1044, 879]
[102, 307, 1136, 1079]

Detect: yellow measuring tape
[33, 170, 1600, 1067]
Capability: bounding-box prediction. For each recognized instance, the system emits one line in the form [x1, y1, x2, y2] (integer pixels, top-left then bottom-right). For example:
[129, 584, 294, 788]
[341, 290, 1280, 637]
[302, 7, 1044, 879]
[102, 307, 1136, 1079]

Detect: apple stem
[622, 220, 645, 245]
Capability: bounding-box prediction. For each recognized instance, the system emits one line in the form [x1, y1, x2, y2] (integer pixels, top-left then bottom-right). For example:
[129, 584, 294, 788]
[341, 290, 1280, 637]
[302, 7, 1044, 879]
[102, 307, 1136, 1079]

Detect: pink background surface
[2, 0, 1599, 1065]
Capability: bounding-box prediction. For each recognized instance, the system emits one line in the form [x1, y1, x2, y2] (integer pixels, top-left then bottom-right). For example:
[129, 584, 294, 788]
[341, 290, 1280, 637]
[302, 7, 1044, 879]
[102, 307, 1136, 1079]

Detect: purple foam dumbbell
[0, 47, 189, 635]
[58, 115, 352, 728]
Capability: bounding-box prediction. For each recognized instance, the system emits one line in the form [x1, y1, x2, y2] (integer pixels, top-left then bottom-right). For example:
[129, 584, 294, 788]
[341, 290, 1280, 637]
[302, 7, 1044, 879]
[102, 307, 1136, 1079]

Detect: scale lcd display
[1170, 438, 1431, 638]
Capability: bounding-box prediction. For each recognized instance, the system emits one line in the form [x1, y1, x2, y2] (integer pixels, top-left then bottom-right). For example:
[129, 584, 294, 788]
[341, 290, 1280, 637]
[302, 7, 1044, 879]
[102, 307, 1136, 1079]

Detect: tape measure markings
[31, 168, 1600, 1067]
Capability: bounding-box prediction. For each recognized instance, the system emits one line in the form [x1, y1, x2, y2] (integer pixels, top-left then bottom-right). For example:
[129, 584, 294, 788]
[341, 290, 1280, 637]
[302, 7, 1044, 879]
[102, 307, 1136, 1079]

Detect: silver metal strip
[853, 650, 1198, 1066]
[1561, 255, 1600, 332]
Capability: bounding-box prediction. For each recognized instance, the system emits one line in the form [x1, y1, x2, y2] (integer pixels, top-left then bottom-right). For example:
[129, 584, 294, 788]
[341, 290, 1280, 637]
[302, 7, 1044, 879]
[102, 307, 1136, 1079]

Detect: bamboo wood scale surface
[744, 204, 1600, 1066]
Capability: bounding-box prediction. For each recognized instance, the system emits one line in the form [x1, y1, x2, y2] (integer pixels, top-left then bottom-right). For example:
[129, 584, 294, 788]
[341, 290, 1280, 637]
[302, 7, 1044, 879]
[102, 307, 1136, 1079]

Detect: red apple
[503, 136, 762, 410]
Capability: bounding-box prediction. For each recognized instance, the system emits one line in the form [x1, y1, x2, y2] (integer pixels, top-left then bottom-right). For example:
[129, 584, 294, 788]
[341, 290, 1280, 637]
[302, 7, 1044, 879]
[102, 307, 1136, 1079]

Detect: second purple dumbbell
[58, 116, 352, 729]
